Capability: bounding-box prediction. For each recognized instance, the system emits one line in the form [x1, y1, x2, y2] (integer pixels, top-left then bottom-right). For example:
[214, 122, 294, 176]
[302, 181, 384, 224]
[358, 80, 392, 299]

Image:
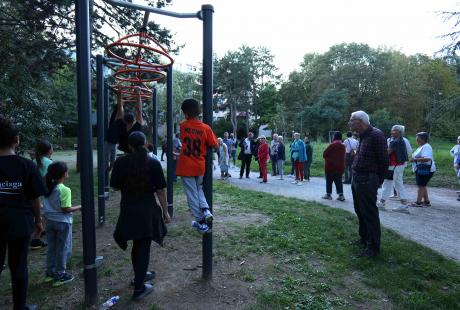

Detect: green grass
[246, 137, 460, 189]
[213, 181, 460, 309]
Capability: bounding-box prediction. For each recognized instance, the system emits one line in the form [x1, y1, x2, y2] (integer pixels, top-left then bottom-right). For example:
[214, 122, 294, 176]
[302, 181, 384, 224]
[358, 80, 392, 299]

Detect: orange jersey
[176, 118, 218, 177]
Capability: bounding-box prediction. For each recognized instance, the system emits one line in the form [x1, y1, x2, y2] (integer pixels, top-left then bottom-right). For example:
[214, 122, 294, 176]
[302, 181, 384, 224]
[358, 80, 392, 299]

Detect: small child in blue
[43, 162, 81, 287]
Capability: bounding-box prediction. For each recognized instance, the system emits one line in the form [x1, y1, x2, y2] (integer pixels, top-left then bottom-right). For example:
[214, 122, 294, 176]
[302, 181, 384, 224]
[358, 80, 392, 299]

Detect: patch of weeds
[99, 266, 114, 277]
[238, 269, 256, 282]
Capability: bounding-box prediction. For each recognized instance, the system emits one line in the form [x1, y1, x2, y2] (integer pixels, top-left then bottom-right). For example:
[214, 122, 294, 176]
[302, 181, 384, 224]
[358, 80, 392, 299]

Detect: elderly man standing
[349, 111, 388, 258]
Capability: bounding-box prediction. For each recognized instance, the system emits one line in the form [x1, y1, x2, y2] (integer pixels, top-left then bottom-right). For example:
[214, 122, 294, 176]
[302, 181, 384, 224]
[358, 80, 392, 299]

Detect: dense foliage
[214, 43, 460, 139]
[0, 0, 176, 148]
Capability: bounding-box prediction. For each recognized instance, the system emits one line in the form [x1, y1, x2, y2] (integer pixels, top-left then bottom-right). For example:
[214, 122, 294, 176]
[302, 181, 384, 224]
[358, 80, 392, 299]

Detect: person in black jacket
[110, 131, 170, 300]
[0, 115, 45, 310]
[238, 132, 255, 178]
[276, 136, 286, 180]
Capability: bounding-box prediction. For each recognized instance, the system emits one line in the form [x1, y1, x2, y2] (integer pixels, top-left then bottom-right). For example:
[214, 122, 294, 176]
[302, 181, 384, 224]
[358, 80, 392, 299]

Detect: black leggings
[0, 236, 30, 310]
[131, 238, 152, 291]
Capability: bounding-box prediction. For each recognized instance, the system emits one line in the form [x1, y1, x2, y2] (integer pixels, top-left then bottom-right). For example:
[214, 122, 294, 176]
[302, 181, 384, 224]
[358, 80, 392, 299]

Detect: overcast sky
[133, 0, 459, 77]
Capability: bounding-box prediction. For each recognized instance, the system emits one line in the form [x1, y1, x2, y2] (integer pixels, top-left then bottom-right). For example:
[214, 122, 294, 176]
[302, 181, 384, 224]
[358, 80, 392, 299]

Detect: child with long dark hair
[0, 114, 45, 310]
[30, 139, 53, 250]
[43, 162, 81, 287]
[34, 139, 53, 177]
[110, 131, 169, 300]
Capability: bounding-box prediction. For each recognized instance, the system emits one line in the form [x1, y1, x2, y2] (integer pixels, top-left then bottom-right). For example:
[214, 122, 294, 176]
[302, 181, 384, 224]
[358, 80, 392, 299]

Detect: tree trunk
[230, 100, 238, 138]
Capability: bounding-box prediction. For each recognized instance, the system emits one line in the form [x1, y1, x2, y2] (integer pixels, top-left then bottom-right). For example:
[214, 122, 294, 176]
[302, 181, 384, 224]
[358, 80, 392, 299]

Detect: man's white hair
[391, 125, 405, 135]
[350, 110, 370, 125]
[278, 136, 283, 141]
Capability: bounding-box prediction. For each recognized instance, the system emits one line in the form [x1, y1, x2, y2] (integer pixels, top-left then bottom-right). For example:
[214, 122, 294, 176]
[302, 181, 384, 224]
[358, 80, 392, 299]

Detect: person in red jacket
[322, 131, 346, 201]
[257, 136, 270, 183]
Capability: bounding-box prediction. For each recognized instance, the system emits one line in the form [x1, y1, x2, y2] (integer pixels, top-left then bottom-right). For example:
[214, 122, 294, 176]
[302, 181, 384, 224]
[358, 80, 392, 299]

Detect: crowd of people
[218, 116, 444, 215]
[0, 97, 455, 308]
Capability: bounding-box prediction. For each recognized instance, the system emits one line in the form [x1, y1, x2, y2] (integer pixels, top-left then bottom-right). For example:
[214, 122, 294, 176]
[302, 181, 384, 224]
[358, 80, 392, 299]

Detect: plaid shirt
[352, 126, 389, 183]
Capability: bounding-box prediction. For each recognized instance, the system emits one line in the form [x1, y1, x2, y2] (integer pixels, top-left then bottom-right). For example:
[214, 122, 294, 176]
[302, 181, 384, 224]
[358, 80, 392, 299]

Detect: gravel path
[215, 164, 460, 261]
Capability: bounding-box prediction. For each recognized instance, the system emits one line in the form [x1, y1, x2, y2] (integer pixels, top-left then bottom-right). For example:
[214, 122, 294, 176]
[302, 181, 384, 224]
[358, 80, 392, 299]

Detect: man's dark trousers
[240, 154, 252, 178]
[344, 153, 353, 183]
[351, 173, 381, 253]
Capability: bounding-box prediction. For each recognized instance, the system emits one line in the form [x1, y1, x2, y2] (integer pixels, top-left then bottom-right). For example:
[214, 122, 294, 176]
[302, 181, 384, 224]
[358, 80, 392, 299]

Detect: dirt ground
[0, 192, 273, 310]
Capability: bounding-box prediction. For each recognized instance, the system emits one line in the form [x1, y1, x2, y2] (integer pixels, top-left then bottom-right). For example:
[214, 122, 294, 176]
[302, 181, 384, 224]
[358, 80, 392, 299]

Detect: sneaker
[409, 201, 423, 208]
[191, 221, 210, 234]
[246, 176, 250, 179]
[389, 195, 399, 200]
[203, 209, 213, 223]
[44, 272, 55, 283]
[30, 239, 47, 250]
[239, 176, 243, 179]
[291, 180, 298, 184]
[132, 283, 154, 301]
[392, 205, 410, 213]
[377, 200, 386, 210]
[296, 181, 303, 186]
[130, 271, 155, 286]
[337, 195, 346, 202]
[53, 272, 74, 287]
[260, 181, 267, 184]
[423, 201, 431, 207]
[322, 194, 332, 200]
[277, 177, 283, 180]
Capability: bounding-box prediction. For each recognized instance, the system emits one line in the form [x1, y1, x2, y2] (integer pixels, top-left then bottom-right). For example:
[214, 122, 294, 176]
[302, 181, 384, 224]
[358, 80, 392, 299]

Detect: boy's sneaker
[203, 209, 213, 223]
[377, 200, 386, 210]
[191, 221, 210, 234]
[133, 283, 154, 301]
[30, 239, 47, 250]
[130, 271, 155, 286]
[337, 194, 346, 202]
[53, 272, 74, 287]
[423, 201, 431, 207]
[291, 180, 298, 184]
[322, 194, 332, 200]
[392, 205, 410, 213]
[44, 272, 55, 283]
[409, 201, 423, 208]
[296, 181, 303, 186]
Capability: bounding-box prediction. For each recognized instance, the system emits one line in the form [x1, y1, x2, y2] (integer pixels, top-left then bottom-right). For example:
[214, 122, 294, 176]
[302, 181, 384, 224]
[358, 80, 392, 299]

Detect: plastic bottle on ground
[99, 296, 120, 310]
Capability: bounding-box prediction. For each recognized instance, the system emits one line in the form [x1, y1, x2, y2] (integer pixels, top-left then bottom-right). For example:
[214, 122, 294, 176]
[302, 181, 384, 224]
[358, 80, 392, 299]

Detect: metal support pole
[75, 0, 98, 306]
[104, 79, 110, 196]
[201, 4, 214, 280]
[152, 87, 158, 155]
[166, 66, 174, 217]
[96, 55, 105, 225]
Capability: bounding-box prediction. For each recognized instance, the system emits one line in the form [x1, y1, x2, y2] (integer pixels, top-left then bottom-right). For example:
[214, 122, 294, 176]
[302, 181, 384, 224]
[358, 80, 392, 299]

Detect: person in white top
[408, 132, 436, 208]
[377, 125, 412, 213]
[449, 136, 460, 181]
[343, 131, 359, 184]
